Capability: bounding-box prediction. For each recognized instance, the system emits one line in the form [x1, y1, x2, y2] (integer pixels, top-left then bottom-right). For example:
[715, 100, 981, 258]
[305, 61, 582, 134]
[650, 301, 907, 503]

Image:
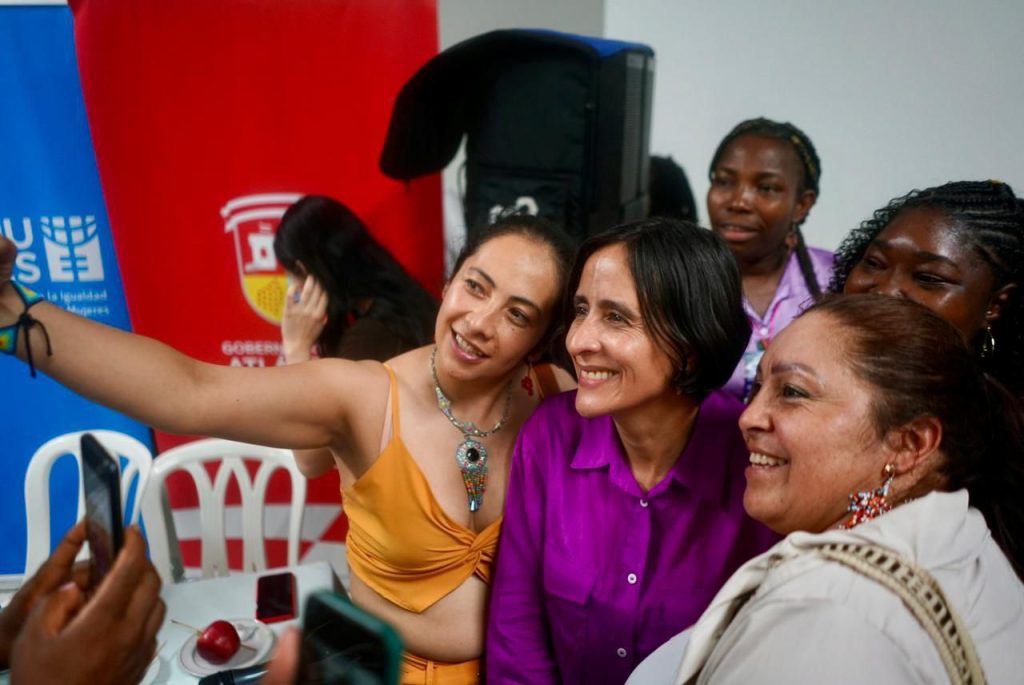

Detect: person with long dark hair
[0, 214, 577, 684]
[274, 195, 438, 363]
[706, 118, 831, 401]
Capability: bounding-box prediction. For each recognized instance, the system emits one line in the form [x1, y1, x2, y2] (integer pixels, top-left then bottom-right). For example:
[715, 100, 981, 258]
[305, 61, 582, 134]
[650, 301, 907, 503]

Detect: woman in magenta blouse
[487, 219, 779, 684]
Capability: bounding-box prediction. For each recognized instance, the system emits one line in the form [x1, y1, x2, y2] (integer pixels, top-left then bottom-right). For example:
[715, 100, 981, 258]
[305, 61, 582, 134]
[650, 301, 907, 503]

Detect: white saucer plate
[178, 618, 276, 677]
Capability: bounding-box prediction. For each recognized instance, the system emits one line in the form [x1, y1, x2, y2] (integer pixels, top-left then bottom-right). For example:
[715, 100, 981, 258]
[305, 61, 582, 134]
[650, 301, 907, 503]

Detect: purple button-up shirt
[723, 246, 834, 400]
[486, 391, 778, 685]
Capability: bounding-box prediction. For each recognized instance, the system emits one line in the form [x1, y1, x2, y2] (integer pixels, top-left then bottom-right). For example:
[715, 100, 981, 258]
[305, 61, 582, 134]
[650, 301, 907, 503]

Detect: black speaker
[380, 29, 654, 242]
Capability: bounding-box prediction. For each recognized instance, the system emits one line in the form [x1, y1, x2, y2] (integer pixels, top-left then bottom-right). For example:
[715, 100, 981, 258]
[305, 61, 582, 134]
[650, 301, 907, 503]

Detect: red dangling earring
[521, 370, 534, 397]
[839, 464, 895, 529]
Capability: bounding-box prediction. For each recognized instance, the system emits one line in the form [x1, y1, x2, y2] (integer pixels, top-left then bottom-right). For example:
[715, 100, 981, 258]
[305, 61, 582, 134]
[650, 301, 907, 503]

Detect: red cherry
[196, 620, 241, 663]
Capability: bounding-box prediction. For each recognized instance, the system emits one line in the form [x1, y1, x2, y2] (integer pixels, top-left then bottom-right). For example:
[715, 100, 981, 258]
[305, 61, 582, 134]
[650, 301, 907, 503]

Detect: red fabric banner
[71, 0, 440, 570]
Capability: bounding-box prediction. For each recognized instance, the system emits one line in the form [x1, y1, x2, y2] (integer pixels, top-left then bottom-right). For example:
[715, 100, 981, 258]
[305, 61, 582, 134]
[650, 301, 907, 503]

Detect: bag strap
[817, 542, 987, 685]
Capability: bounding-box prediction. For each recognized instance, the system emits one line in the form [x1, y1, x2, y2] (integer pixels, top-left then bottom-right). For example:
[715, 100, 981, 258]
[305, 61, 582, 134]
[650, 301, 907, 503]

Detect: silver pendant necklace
[430, 346, 512, 512]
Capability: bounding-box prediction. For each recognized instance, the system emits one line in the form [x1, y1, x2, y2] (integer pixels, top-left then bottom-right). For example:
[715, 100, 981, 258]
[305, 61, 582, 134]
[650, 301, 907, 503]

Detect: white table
[149, 561, 337, 684]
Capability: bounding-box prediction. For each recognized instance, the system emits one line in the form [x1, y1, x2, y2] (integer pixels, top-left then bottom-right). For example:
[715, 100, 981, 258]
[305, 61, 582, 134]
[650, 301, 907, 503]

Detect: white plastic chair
[23, 430, 153, 577]
[140, 438, 307, 583]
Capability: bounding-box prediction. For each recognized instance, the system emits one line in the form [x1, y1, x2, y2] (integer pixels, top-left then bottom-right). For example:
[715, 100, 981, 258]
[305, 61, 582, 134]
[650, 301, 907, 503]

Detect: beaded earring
[839, 463, 895, 529]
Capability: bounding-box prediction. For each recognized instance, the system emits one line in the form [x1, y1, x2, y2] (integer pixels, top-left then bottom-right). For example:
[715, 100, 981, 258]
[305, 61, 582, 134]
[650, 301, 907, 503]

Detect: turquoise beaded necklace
[430, 346, 512, 512]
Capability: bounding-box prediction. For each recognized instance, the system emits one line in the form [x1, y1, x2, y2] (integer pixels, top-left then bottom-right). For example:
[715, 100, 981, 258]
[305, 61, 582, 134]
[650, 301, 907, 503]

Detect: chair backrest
[140, 438, 306, 583]
[24, 429, 153, 577]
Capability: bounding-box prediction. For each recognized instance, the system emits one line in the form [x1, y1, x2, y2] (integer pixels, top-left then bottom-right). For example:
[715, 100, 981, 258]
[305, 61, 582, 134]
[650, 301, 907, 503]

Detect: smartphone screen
[256, 571, 297, 623]
[80, 433, 124, 590]
[295, 591, 402, 685]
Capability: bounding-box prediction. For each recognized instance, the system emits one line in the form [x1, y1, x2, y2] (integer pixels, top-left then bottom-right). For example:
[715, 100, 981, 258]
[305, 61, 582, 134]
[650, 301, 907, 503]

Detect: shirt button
[627, 572, 638, 584]
[616, 647, 628, 658]
[639, 498, 649, 508]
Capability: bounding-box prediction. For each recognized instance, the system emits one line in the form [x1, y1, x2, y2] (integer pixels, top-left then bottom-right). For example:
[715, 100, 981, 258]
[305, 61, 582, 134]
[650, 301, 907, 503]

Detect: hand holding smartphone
[80, 433, 124, 590]
[295, 591, 402, 685]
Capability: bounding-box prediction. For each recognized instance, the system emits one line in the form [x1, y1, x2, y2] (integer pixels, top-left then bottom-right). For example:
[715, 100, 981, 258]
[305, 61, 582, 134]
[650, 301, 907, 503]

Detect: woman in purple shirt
[487, 219, 779, 684]
[706, 118, 833, 401]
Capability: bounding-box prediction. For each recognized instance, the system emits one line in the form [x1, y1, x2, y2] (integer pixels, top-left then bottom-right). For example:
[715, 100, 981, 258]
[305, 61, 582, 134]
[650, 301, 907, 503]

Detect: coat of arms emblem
[221, 193, 301, 324]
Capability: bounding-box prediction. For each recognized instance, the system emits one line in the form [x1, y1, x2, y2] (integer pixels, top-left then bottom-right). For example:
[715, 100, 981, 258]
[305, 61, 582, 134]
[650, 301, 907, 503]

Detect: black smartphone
[80, 433, 124, 590]
[256, 571, 297, 623]
[295, 591, 402, 685]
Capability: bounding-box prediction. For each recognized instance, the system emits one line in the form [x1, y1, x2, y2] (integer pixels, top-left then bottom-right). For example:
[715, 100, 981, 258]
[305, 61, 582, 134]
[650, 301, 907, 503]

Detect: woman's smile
[451, 330, 487, 360]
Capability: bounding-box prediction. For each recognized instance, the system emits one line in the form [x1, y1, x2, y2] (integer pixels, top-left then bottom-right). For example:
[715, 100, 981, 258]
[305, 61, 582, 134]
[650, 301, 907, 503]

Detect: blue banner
[0, 5, 152, 574]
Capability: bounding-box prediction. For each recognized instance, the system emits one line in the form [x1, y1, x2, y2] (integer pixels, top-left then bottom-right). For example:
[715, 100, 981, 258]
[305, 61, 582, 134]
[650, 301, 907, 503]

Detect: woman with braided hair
[833, 180, 1024, 394]
[706, 118, 832, 401]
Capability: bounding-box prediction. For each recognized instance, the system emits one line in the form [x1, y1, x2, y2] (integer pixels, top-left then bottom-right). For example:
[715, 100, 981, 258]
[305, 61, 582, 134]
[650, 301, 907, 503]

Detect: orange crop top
[343, 363, 560, 613]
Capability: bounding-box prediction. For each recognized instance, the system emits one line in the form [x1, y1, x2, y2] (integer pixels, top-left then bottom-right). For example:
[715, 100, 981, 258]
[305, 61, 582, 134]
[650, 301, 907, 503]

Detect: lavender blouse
[486, 391, 778, 685]
[723, 246, 834, 401]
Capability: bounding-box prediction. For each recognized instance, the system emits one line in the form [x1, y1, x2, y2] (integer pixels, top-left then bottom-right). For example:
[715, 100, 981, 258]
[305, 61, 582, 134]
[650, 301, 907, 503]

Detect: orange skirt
[400, 652, 481, 685]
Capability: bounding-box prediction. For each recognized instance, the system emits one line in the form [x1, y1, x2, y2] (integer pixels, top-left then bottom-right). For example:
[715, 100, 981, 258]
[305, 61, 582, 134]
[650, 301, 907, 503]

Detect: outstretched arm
[0, 236, 369, 451]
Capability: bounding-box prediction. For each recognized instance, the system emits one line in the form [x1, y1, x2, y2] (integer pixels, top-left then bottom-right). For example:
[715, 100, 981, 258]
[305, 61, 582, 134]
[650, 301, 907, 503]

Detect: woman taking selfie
[706, 118, 832, 401]
[635, 295, 1024, 684]
[832, 179, 1024, 394]
[0, 214, 576, 685]
[487, 219, 778, 684]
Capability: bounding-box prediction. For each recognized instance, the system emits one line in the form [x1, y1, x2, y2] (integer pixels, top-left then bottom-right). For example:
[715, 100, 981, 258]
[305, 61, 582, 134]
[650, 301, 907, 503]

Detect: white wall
[604, 0, 1024, 251]
[439, 0, 603, 49]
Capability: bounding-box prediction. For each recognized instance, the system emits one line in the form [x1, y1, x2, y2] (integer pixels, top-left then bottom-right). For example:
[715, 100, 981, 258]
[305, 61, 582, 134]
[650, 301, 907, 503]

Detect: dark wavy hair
[567, 218, 749, 400]
[273, 195, 438, 357]
[810, 294, 1024, 582]
[829, 180, 1024, 394]
[452, 213, 578, 360]
[709, 117, 823, 298]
